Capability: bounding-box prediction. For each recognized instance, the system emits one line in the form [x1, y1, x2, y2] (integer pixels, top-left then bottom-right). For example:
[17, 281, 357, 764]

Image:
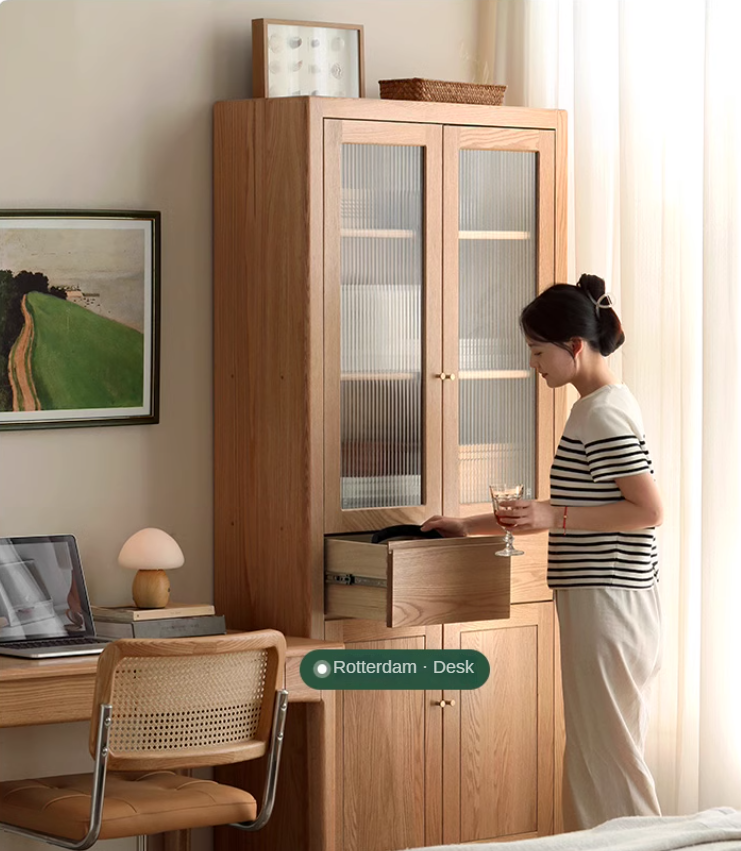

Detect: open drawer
[325, 534, 511, 628]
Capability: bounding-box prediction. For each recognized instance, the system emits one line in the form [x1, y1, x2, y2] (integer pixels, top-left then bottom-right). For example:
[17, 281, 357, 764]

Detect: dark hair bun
[576, 274, 625, 356]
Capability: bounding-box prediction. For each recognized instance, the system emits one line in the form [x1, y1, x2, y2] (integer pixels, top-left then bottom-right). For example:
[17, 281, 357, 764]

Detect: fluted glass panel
[340, 144, 424, 509]
[458, 150, 537, 504]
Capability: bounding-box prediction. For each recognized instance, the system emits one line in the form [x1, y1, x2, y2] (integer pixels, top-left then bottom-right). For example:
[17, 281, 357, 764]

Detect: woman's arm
[421, 511, 550, 537]
[499, 472, 664, 534]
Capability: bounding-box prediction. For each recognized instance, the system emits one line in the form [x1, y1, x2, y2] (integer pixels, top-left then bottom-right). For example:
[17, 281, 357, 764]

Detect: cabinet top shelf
[216, 96, 566, 133]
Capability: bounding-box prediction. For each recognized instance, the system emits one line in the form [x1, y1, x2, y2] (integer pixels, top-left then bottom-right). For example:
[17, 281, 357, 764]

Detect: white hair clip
[587, 292, 613, 315]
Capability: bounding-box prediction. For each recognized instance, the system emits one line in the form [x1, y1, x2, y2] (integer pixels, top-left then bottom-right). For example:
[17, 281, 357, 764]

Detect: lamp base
[132, 569, 170, 609]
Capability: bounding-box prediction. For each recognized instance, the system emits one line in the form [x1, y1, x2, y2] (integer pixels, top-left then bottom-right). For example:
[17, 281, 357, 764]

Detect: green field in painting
[26, 291, 144, 410]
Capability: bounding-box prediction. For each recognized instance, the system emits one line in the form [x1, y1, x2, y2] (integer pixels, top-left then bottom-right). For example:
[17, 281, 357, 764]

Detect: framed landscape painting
[0, 210, 160, 430]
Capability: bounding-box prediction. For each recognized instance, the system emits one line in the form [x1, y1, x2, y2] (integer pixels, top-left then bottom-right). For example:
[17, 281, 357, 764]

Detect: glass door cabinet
[214, 97, 567, 851]
[324, 121, 556, 537]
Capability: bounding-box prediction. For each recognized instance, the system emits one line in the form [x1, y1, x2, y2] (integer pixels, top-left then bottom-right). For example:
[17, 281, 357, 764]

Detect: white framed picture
[252, 19, 364, 98]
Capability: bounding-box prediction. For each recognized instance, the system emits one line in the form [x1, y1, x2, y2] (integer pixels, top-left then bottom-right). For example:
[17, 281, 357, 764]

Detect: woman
[422, 274, 663, 830]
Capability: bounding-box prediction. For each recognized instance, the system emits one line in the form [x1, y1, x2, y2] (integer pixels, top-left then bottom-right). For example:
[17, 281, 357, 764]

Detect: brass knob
[438, 699, 456, 707]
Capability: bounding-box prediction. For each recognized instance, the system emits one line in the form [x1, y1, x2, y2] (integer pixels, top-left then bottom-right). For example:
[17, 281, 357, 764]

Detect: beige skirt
[555, 585, 663, 831]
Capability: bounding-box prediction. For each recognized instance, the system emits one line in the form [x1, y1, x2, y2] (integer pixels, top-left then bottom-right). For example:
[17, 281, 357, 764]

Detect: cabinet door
[442, 604, 555, 843]
[324, 120, 444, 533]
[325, 620, 444, 851]
[441, 127, 556, 540]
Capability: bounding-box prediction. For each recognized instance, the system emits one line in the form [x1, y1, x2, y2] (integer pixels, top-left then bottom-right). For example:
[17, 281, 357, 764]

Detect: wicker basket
[379, 78, 506, 106]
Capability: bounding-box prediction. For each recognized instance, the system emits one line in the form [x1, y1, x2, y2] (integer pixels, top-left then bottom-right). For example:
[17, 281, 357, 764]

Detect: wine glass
[489, 483, 525, 557]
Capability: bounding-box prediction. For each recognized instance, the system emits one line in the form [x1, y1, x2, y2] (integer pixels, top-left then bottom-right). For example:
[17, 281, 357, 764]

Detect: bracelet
[562, 506, 568, 536]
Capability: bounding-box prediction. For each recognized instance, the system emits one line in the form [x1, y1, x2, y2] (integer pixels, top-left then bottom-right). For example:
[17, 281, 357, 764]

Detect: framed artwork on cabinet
[252, 19, 365, 98]
[0, 209, 160, 430]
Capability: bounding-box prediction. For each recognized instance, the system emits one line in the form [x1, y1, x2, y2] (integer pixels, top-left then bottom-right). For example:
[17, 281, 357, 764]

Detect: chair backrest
[88, 630, 286, 772]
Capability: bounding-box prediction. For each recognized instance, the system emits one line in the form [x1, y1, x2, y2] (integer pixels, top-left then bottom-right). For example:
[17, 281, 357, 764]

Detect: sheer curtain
[479, 0, 741, 816]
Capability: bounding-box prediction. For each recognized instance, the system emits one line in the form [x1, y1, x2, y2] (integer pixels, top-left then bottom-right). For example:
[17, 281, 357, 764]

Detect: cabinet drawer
[325, 534, 510, 628]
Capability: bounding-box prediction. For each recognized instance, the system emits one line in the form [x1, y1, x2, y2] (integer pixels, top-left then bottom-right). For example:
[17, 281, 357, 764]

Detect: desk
[0, 636, 342, 850]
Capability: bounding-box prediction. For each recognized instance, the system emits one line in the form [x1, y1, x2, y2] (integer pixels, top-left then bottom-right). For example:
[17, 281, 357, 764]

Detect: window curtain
[478, 0, 741, 816]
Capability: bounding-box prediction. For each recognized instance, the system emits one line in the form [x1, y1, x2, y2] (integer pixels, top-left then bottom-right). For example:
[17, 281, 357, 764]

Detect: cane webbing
[108, 650, 269, 754]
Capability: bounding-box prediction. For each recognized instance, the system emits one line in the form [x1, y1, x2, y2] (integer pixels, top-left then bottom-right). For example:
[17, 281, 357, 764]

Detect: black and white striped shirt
[548, 384, 658, 589]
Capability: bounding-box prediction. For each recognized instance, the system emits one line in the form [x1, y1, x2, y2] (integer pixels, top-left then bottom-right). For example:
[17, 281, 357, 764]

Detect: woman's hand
[420, 515, 468, 538]
[495, 500, 560, 535]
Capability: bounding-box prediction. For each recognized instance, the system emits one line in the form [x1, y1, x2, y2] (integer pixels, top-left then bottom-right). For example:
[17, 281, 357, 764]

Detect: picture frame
[0, 209, 160, 430]
[252, 19, 365, 99]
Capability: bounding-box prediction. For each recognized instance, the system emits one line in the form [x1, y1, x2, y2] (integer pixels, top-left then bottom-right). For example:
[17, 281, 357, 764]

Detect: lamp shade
[118, 528, 184, 571]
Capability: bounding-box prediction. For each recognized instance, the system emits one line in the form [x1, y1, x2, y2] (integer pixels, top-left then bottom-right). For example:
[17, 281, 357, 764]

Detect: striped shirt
[548, 384, 658, 589]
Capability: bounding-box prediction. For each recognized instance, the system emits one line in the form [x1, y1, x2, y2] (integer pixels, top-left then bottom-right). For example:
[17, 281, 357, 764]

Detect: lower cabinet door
[325, 604, 556, 851]
[324, 620, 444, 851]
[442, 602, 556, 844]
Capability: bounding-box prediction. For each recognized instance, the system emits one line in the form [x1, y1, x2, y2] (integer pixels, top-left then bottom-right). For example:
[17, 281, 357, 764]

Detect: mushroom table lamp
[118, 528, 185, 609]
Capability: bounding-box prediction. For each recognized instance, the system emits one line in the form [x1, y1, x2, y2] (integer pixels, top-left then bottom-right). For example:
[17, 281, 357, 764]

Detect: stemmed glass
[489, 483, 525, 557]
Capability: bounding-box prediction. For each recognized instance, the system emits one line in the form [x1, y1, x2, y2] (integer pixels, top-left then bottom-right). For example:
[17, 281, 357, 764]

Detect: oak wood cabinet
[213, 97, 567, 851]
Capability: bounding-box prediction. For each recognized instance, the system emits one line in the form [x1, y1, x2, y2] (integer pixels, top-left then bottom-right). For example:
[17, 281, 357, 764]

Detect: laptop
[0, 534, 112, 659]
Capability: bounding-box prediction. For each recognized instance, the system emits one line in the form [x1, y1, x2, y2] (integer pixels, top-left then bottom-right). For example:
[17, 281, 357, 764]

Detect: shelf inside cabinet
[458, 370, 531, 380]
[459, 230, 531, 240]
[340, 371, 530, 381]
[341, 372, 418, 381]
[339, 229, 531, 241]
[341, 228, 417, 239]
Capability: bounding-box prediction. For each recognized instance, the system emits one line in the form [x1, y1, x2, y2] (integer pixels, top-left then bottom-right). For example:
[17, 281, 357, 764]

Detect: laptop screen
[0, 535, 94, 643]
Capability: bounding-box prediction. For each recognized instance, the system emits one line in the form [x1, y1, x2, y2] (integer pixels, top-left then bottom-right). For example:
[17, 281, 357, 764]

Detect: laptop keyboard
[0, 636, 105, 649]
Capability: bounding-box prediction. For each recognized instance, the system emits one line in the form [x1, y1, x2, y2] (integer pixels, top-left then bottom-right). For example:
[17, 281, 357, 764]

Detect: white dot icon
[313, 660, 331, 678]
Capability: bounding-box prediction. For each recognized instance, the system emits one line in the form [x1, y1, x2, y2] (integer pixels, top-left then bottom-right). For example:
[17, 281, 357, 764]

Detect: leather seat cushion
[0, 770, 257, 840]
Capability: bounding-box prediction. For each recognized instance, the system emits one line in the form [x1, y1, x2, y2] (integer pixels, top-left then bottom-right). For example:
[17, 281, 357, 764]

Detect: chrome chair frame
[0, 704, 112, 850]
[0, 688, 289, 849]
[230, 686, 289, 831]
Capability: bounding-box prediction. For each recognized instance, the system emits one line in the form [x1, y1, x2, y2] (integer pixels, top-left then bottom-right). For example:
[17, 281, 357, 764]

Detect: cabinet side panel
[214, 99, 253, 630]
[213, 99, 320, 637]
[213, 99, 322, 851]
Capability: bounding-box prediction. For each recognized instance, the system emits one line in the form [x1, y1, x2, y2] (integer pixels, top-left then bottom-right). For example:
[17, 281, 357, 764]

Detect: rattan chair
[0, 630, 289, 849]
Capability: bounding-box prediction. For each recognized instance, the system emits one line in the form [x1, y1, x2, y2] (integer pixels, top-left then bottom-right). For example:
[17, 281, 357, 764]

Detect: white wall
[0, 1, 479, 849]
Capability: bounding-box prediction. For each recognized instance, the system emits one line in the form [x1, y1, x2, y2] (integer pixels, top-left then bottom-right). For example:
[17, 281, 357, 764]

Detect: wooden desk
[0, 636, 342, 850]
[0, 635, 339, 726]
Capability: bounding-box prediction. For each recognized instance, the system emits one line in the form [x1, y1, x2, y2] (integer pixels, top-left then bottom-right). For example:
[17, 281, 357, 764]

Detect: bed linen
[411, 808, 741, 851]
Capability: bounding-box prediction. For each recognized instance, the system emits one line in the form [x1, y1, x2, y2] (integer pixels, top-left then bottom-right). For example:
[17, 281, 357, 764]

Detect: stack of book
[91, 602, 226, 639]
